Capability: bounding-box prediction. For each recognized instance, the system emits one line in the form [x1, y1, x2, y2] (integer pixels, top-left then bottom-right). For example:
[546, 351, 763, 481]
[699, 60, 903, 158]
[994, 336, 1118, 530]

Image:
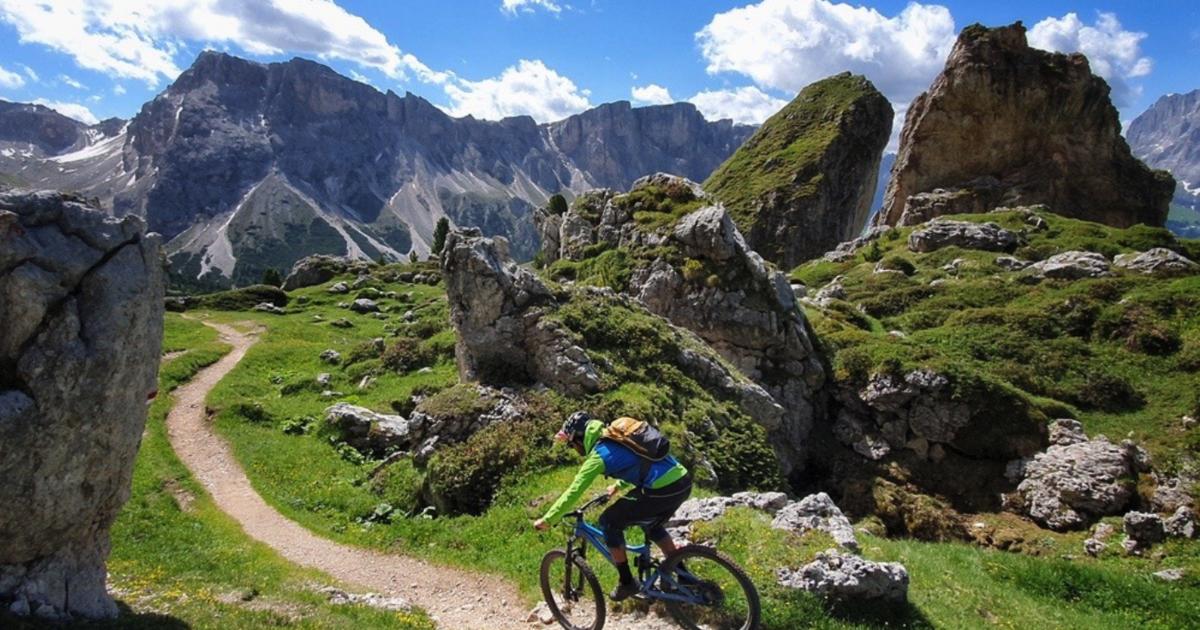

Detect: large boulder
[282, 255, 371, 290]
[878, 22, 1174, 229]
[0, 190, 164, 619]
[1113, 248, 1198, 275]
[907, 219, 1019, 253]
[1023, 251, 1111, 281]
[777, 551, 909, 604]
[1012, 420, 1148, 530]
[771, 493, 859, 551]
[705, 73, 893, 268]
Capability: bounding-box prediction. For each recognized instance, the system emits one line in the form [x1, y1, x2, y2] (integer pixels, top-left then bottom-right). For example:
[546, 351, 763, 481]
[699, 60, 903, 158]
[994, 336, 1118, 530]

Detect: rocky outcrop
[534, 177, 825, 474]
[440, 229, 600, 395]
[1023, 251, 1111, 281]
[907, 219, 1019, 253]
[705, 73, 893, 268]
[671, 492, 858, 551]
[777, 551, 909, 604]
[1113, 248, 1198, 275]
[282, 255, 371, 290]
[878, 22, 1174, 229]
[1010, 420, 1148, 530]
[0, 190, 164, 619]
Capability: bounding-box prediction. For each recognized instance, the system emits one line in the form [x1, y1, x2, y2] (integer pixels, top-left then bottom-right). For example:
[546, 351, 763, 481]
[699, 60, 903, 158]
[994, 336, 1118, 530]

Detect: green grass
[0, 314, 433, 629]
[168, 249, 1200, 628]
[795, 209, 1200, 469]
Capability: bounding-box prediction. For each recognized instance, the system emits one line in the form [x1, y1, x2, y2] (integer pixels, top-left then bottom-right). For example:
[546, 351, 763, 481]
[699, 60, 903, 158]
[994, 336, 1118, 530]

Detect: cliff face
[878, 22, 1174, 229]
[705, 73, 892, 268]
[0, 53, 754, 288]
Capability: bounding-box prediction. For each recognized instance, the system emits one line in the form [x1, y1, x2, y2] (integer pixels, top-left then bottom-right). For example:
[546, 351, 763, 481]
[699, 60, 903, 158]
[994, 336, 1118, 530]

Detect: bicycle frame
[561, 511, 707, 605]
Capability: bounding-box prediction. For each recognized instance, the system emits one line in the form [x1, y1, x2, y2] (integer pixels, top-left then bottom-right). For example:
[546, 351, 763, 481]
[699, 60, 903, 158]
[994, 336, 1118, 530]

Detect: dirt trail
[164, 321, 533, 629]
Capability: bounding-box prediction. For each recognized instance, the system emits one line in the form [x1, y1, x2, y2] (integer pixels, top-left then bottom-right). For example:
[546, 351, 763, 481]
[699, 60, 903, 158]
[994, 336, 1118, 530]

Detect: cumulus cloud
[0, 63, 25, 89]
[1028, 12, 1151, 107]
[0, 0, 446, 87]
[688, 86, 788, 125]
[631, 84, 673, 106]
[32, 98, 98, 124]
[696, 0, 955, 106]
[501, 0, 562, 15]
[445, 59, 590, 122]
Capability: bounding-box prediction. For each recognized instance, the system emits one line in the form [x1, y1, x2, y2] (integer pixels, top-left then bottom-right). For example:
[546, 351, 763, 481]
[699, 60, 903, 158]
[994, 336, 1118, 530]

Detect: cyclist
[533, 411, 693, 602]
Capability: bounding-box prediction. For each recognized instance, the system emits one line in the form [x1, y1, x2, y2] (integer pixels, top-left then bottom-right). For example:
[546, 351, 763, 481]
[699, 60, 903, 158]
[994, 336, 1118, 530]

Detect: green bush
[371, 459, 425, 516]
[877, 255, 916, 276]
[547, 193, 569, 216]
[861, 240, 883, 263]
[681, 258, 706, 282]
[381, 337, 433, 373]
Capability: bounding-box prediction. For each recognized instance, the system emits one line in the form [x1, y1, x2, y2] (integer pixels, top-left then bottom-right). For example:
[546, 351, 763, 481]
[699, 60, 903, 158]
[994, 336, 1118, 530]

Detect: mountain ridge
[0, 50, 755, 288]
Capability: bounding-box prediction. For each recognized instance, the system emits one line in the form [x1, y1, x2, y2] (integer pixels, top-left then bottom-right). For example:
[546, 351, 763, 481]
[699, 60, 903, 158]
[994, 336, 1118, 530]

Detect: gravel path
[163, 320, 676, 629]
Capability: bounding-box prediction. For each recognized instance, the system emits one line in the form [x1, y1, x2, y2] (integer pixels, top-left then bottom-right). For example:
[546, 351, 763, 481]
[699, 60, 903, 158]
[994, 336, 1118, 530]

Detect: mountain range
[1127, 88, 1200, 238]
[0, 52, 753, 288]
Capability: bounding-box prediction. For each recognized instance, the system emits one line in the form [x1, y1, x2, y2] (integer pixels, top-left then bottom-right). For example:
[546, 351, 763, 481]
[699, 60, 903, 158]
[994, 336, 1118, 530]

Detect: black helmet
[556, 411, 591, 444]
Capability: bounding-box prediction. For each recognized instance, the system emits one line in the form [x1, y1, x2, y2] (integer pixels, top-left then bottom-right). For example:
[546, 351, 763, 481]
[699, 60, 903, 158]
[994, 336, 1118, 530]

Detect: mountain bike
[539, 493, 761, 630]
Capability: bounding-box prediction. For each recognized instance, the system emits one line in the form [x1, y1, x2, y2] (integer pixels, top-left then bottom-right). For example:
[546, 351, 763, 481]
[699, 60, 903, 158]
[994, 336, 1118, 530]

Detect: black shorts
[598, 474, 693, 548]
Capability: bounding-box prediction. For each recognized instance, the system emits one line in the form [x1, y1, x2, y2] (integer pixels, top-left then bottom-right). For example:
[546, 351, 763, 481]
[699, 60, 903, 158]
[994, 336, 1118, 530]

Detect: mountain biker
[533, 411, 693, 602]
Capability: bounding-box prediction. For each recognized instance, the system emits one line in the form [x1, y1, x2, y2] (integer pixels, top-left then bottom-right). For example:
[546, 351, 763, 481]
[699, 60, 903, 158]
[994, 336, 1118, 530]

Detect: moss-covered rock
[705, 72, 893, 267]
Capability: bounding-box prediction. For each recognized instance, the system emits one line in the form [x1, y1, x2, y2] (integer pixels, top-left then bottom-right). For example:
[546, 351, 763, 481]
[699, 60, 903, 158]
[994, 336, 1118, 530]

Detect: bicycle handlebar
[565, 493, 609, 519]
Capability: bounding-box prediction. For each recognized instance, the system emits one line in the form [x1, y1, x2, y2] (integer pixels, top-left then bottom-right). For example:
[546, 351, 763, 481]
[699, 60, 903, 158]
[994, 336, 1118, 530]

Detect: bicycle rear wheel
[659, 545, 761, 630]
[539, 549, 606, 630]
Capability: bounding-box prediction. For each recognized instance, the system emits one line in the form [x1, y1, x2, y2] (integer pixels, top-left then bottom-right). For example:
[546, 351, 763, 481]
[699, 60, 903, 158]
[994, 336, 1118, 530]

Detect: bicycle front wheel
[539, 548, 606, 630]
[659, 545, 761, 630]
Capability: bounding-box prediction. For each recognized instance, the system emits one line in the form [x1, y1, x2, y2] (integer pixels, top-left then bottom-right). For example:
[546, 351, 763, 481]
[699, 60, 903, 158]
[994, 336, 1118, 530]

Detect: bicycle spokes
[660, 547, 760, 630]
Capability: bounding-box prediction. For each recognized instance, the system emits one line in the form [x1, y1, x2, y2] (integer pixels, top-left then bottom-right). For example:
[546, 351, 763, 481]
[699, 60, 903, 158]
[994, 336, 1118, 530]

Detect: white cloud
[631, 84, 673, 106]
[688, 86, 788, 125]
[501, 0, 562, 15]
[1028, 12, 1152, 107]
[32, 98, 98, 124]
[0, 63, 24, 89]
[445, 59, 590, 122]
[58, 73, 86, 90]
[19, 64, 37, 82]
[0, 0, 448, 87]
[113, 84, 126, 95]
[696, 0, 955, 106]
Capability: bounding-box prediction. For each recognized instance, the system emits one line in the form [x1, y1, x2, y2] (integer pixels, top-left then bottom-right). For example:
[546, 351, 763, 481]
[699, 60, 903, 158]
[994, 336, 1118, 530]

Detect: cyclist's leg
[598, 497, 640, 599]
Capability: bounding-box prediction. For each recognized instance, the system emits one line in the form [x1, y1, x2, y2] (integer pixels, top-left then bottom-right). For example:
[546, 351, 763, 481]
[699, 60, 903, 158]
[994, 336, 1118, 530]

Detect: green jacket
[542, 420, 687, 522]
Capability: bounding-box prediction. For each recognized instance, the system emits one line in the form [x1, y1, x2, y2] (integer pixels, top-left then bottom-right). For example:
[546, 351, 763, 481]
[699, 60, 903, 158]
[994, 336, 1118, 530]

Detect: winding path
[164, 321, 530, 629]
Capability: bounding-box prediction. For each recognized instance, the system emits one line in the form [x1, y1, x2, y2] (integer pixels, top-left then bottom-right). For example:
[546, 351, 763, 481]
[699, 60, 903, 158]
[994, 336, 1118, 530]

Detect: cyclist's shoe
[609, 579, 640, 602]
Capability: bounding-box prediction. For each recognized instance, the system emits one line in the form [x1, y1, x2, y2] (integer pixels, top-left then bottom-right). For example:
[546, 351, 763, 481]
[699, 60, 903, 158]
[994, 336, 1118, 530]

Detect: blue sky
[0, 0, 1196, 139]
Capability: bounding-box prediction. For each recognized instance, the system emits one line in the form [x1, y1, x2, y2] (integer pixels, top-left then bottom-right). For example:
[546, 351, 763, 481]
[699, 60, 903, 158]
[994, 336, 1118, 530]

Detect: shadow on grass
[762, 589, 934, 629]
[0, 601, 190, 629]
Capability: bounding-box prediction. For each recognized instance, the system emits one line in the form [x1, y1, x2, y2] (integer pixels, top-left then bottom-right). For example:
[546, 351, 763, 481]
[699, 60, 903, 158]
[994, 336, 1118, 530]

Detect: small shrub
[681, 258, 706, 282]
[877, 255, 916, 276]
[370, 459, 425, 515]
[547, 193, 569, 216]
[1069, 372, 1145, 412]
[280, 416, 314, 435]
[381, 337, 432, 372]
[229, 402, 273, 424]
[861, 240, 883, 263]
[191, 284, 288, 311]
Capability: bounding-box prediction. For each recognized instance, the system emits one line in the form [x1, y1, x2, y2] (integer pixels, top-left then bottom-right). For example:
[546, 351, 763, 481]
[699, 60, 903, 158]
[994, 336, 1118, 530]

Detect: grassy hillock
[794, 209, 1200, 473]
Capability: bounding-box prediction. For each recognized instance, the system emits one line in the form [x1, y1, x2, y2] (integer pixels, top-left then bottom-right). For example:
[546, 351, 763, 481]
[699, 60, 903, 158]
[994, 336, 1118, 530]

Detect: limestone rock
[441, 228, 600, 395]
[879, 22, 1173, 229]
[907, 219, 1019, 253]
[323, 403, 414, 457]
[706, 72, 893, 267]
[1165, 507, 1197, 539]
[1113, 248, 1198, 275]
[1122, 511, 1166, 552]
[282, 255, 370, 291]
[777, 551, 909, 604]
[1015, 423, 1143, 530]
[0, 190, 164, 619]
[771, 493, 859, 551]
[1024, 251, 1111, 281]
[350, 298, 379, 313]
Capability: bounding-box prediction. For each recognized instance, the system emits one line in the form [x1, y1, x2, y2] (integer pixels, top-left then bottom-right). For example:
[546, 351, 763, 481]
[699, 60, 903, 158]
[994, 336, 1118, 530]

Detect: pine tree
[261, 267, 283, 287]
[409, 250, 418, 264]
[431, 217, 450, 255]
